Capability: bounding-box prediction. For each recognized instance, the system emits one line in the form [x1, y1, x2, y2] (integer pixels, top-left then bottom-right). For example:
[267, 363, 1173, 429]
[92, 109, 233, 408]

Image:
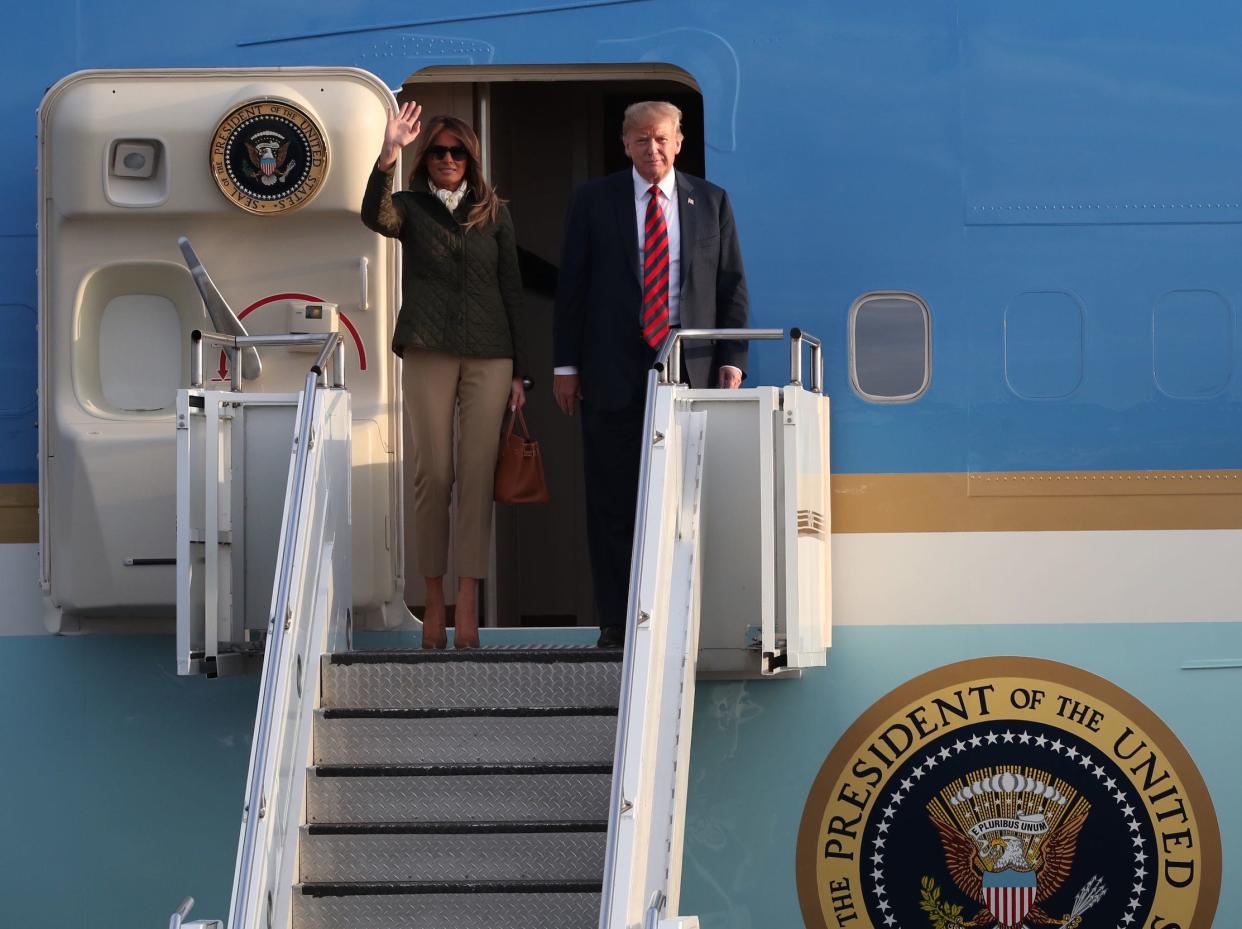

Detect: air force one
[0, 2, 1234, 927]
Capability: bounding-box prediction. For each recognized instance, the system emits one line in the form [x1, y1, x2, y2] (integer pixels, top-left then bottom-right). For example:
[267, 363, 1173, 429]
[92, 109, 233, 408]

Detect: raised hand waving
[378, 100, 422, 170]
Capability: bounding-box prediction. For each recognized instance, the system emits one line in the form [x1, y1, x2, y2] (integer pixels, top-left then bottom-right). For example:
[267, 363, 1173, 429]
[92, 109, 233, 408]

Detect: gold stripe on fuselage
[3, 471, 1241, 542]
[0, 484, 37, 543]
[832, 470, 1242, 532]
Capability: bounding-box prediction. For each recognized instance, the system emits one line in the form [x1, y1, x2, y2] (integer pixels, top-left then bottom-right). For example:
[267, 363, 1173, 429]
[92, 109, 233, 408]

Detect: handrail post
[191, 331, 204, 389]
[311, 333, 342, 389]
[787, 327, 824, 393]
[789, 328, 803, 387]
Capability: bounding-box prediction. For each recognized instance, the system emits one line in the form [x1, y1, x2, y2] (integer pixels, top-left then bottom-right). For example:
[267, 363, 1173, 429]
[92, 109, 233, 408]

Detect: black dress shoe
[596, 626, 625, 649]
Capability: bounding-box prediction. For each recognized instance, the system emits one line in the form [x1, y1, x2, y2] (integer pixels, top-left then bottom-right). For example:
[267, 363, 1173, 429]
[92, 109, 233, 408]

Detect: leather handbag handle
[504, 408, 532, 441]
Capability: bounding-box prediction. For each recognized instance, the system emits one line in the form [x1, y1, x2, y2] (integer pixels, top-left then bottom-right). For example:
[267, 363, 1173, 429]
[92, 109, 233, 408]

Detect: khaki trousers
[402, 348, 513, 578]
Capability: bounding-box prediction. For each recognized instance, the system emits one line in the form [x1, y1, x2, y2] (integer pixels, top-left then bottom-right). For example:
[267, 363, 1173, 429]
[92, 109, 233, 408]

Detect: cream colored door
[38, 68, 404, 631]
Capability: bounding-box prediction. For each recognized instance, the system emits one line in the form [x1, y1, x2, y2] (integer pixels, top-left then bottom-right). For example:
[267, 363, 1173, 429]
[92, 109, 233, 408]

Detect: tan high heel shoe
[452, 617, 480, 650]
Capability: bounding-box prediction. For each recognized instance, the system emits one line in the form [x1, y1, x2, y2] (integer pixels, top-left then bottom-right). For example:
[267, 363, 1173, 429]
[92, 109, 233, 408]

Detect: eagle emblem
[243, 130, 296, 186]
[927, 768, 1105, 929]
[210, 100, 328, 214]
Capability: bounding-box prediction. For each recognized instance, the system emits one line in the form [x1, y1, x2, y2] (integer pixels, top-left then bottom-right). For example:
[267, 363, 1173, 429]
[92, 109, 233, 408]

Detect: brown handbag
[494, 408, 550, 504]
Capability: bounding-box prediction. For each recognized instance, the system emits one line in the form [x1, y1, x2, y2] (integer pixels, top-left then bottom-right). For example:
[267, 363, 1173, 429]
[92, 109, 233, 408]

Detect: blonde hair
[621, 101, 684, 139]
[407, 114, 504, 230]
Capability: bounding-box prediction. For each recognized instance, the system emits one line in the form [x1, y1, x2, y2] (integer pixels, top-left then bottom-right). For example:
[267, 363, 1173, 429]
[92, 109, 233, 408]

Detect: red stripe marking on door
[238, 292, 368, 371]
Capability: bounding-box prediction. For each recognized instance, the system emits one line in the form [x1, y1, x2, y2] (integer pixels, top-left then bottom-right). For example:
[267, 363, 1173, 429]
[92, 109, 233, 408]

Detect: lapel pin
[687, 197, 694, 206]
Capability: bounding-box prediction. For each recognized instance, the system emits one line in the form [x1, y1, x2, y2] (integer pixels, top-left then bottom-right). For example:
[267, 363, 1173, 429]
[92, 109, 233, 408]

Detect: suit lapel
[611, 171, 640, 284]
[677, 172, 698, 300]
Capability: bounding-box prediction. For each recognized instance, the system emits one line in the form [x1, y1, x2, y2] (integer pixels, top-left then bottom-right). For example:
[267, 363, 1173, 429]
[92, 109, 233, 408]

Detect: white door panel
[39, 68, 402, 628]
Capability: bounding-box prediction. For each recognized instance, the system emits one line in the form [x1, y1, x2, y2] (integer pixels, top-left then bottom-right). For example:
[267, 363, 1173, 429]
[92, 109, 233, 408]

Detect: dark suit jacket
[553, 169, 750, 410]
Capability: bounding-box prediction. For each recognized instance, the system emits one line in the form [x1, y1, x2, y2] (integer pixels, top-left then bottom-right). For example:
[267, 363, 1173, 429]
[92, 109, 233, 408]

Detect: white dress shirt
[555, 168, 740, 384]
[554, 169, 680, 377]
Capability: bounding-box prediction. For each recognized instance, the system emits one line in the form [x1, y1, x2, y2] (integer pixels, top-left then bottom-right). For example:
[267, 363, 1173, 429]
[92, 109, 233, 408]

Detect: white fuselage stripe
[6, 531, 1242, 635]
[832, 530, 1242, 626]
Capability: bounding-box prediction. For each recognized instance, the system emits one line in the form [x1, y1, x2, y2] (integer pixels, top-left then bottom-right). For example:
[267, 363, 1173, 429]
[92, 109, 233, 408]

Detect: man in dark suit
[553, 100, 749, 647]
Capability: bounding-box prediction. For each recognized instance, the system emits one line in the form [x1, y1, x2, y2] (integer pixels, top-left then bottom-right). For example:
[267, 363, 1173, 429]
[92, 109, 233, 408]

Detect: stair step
[306, 765, 612, 824]
[292, 889, 600, 929]
[330, 647, 622, 664]
[321, 649, 622, 710]
[307, 819, 608, 834]
[314, 709, 618, 765]
[300, 828, 607, 882]
[301, 879, 603, 894]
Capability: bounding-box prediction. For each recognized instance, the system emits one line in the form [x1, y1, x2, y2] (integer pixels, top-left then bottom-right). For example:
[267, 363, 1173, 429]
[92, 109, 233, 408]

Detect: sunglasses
[427, 145, 468, 161]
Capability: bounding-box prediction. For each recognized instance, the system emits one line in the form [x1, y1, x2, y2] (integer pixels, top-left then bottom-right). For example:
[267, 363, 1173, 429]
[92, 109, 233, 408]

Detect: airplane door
[38, 68, 404, 631]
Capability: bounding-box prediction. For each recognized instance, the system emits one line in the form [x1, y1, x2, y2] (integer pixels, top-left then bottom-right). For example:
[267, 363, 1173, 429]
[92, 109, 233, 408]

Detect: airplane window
[1005, 291, 1083, 399]
[1153, 290, 1232, 398]
[849, 293, 931, 401]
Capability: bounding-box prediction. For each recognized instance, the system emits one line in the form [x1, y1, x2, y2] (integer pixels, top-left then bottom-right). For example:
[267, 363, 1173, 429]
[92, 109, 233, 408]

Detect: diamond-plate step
[321, 649, 622, 710]
[291, 887, 601, 929]
[314, 709, 618, 765]
[299, 826, 606, 882]
[306, 764, 612, 824]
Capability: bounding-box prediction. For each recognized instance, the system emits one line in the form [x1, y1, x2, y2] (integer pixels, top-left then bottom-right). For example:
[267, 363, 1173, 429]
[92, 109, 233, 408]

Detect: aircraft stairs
[173, 326, 832, 929]
[293, 646, 620, 928]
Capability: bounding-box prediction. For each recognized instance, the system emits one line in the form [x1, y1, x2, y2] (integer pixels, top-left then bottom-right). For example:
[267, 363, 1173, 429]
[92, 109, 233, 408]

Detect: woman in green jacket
[362, 101, 527, 649]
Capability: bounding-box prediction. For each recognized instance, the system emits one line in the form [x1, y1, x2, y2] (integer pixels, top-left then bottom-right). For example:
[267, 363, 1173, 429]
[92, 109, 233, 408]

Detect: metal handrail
[178, 237, 264, 382]
[789, 327, 824, 392]
[653, 326, 826, 392]
[599, 364, 661, 929]
[602, 326, 826, 928]
[654, 328, 784, 386]
[230, 352, 340, 928]
[190, 331, 346, 392]
[169, 896, 222, 929]
[169, 897, 195, 929]
[603, 327, 796, 928]
[644, 891, 667, 929]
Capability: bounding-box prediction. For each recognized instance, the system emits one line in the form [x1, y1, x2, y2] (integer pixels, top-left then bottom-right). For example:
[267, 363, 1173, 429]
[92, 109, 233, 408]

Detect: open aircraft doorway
[396, 65, 705, 631]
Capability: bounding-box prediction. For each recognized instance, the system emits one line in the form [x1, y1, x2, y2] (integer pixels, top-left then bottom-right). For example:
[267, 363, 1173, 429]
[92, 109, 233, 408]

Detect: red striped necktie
[641, 185, 670, 349]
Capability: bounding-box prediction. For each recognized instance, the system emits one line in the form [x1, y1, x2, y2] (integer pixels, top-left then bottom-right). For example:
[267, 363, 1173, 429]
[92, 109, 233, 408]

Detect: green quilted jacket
[361, 164, 527, 376]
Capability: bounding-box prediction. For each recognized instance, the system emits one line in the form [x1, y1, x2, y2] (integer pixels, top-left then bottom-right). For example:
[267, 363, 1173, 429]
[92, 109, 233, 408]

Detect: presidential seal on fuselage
[796, 658, 1220, 929]
[210, 99, 328, 215]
